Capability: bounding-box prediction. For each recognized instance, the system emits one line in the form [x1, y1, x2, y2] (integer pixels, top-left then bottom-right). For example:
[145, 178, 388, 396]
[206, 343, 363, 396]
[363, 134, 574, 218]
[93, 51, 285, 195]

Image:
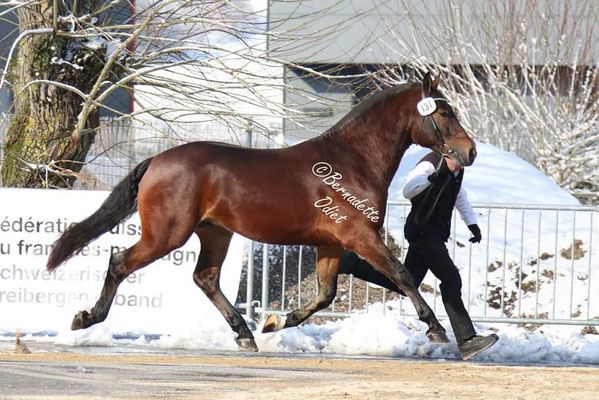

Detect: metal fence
[239, 202, 599, 327]
[76, 120, 279, 188]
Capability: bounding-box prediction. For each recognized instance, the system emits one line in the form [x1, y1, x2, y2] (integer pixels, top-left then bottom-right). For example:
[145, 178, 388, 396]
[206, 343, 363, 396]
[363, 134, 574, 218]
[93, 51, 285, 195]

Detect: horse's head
[411, 73, 477, 167]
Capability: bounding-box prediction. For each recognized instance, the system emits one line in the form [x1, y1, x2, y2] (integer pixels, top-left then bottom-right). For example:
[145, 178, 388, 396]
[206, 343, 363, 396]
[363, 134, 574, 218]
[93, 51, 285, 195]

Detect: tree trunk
[2, 1, 102, 188]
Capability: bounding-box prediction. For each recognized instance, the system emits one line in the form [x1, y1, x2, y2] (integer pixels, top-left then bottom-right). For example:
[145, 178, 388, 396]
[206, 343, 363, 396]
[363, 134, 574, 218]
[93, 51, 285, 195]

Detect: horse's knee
[312, 281, 336, 311]
[390, 262, 416, 288]
[316, 269, 337, 301]
[193, 267, 219, 293]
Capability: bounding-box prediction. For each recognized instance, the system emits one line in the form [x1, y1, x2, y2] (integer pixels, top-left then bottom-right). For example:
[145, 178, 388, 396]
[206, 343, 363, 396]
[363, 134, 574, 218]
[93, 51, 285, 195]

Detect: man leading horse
[340, 150, 498, 360]
[47, 73, 481, 357]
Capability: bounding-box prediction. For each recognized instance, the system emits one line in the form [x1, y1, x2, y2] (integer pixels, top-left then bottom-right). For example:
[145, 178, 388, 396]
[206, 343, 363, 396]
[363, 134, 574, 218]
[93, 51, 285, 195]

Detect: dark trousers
[404, 239, 476, 343]
[339, 241, 476, 343]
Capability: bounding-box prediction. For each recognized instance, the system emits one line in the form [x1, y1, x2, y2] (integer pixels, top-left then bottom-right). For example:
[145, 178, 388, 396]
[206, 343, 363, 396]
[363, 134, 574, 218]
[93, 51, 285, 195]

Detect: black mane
[322, 82, 418, 137]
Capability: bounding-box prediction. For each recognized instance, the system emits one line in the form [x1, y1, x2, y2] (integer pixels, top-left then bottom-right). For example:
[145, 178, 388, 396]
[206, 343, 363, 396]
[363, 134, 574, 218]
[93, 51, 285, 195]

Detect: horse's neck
[315, 116, 412, 190]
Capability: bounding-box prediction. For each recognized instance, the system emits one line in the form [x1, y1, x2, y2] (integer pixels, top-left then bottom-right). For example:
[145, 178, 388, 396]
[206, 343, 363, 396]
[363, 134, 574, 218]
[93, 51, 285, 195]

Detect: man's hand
[427, 170, 443, 184]
[468, 224, 482, 243]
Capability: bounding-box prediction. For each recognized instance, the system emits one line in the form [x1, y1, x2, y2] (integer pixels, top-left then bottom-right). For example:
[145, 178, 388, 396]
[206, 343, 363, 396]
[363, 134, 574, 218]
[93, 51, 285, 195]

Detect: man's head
[445, 156, 463, 173]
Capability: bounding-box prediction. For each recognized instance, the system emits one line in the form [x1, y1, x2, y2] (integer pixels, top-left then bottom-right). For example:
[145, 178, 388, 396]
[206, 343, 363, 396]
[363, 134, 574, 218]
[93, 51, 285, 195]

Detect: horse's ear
[432, 75, 440, 91]
[422, 73, 439, 96]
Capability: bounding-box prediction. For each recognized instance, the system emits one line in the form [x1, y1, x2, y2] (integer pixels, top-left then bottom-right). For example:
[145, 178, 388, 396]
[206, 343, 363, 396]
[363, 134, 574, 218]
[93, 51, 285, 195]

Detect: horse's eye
[440, 112, 450, 118]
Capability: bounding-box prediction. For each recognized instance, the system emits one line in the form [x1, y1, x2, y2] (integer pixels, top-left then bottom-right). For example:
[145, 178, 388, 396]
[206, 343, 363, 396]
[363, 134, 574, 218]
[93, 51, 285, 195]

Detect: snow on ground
[2, 142, 598, 364]
[5, 302, 599, 364]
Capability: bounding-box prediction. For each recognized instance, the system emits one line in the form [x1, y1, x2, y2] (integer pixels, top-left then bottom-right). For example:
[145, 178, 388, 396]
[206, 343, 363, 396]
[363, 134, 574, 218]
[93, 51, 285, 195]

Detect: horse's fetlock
[237, 324, 254, 338]
[316, 292, 335, 309]
[285, 313, 299, 327]
[229, 312, 243, 326]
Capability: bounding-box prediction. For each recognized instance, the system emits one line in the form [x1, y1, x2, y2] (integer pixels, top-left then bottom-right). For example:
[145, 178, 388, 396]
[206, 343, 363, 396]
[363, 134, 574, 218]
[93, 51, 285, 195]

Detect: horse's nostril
[469, 148, 477, 164]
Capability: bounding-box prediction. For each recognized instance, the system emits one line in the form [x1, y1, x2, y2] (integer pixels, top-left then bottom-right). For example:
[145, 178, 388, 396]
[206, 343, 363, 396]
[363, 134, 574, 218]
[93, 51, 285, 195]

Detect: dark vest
[404, 152, 464, 242]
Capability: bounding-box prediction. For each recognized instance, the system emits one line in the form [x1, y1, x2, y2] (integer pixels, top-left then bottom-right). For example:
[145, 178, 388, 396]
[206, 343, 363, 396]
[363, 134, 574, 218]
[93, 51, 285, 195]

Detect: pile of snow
[5, 303, 598, 364]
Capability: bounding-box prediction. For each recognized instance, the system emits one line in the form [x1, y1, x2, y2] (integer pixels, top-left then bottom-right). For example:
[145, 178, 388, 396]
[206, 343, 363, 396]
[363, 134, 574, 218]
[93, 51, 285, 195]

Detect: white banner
[0, 188, 245, 334]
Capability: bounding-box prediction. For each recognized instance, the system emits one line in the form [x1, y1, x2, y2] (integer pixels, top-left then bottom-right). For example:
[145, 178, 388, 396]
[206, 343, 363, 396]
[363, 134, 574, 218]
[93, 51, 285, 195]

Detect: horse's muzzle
[449, 145, 476, 168]
[468, 147, 477, 166]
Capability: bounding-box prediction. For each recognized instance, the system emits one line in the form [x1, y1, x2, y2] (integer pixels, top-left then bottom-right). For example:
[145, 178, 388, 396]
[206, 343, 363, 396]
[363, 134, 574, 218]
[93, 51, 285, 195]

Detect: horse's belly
[217, 206, 320, 245]
[205, 191, 340, 246]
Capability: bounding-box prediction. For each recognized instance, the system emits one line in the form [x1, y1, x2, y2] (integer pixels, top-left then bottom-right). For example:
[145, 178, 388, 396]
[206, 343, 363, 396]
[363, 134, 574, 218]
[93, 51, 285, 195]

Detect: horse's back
[155, 141, 291, 165]
[136, 141, 335, 245]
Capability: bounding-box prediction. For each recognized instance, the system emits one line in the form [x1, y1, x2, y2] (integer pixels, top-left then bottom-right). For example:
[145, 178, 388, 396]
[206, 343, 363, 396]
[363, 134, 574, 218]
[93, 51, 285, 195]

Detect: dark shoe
[458, 333, 498, 360]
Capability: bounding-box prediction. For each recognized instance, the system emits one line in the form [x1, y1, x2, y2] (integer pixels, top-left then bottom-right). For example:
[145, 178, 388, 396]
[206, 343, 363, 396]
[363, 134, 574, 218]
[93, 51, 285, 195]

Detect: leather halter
[415, 97, 453, 157]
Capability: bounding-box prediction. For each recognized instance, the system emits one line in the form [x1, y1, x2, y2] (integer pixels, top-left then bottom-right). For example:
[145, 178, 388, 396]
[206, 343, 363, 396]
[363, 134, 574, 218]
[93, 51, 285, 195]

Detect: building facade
[267, 0, 599, 142]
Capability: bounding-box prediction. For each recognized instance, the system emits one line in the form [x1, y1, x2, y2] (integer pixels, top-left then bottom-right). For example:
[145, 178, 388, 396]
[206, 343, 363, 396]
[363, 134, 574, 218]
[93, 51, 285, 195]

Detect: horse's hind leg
[262, 245, 343, 333]
[71, 223, 194, 330]
[72, 242, 161, 329]
[193, 224, 258, 352]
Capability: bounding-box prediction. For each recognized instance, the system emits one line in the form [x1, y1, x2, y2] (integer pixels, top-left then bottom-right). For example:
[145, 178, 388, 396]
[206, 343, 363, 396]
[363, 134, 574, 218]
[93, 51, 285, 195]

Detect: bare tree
[1, 1, 266, 187]
[376, 0, 599, 201]
[1, 0, 105, 187]
[4, 0, 594, 198]
[0, 0, 383, 188]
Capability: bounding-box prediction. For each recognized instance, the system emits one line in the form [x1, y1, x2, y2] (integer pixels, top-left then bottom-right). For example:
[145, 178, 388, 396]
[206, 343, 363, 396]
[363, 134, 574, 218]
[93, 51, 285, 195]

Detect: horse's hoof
[262, 314, 286, 333]
[426, 329, 451, 344]
[71, 311, 90, 330]
[236, 337, 259, 352]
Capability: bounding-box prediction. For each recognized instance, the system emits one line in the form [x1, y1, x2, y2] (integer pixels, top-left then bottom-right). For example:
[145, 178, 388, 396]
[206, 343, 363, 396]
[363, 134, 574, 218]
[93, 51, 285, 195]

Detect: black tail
[47, 158, 153, 271]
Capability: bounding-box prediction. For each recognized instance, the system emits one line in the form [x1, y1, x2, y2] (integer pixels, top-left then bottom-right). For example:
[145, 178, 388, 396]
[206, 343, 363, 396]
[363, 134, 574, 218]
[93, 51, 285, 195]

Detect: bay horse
[47, 73, 476, 352]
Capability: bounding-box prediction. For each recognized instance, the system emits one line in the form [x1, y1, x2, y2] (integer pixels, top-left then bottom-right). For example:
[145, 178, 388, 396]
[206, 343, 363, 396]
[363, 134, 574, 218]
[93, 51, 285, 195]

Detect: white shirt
[403, 161, 477, 226]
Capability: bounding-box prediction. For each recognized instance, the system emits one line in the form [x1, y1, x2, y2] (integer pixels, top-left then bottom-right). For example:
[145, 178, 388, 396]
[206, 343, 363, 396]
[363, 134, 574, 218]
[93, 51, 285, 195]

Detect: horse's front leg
[350, 234, 449, 344]
[262, 245, 342, 333]
[194, 224, 258, 352]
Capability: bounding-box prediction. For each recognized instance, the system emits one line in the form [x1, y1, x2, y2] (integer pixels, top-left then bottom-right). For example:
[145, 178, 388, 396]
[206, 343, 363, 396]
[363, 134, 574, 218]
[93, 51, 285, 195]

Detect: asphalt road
[1, 344, 598, 400]
[1, 357, 347, 399]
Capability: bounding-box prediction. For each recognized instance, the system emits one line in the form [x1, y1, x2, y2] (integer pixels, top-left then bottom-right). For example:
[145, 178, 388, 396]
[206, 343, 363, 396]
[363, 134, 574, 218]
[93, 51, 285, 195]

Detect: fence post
[261, 243, 270, 321]
[245, 240, 255, 320]
[245, 122, 253, 148]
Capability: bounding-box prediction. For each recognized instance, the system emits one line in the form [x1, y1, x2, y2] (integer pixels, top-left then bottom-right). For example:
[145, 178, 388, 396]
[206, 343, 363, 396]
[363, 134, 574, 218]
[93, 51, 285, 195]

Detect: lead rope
[411, 94, 455, 225]
[412, 113, 449, 225]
